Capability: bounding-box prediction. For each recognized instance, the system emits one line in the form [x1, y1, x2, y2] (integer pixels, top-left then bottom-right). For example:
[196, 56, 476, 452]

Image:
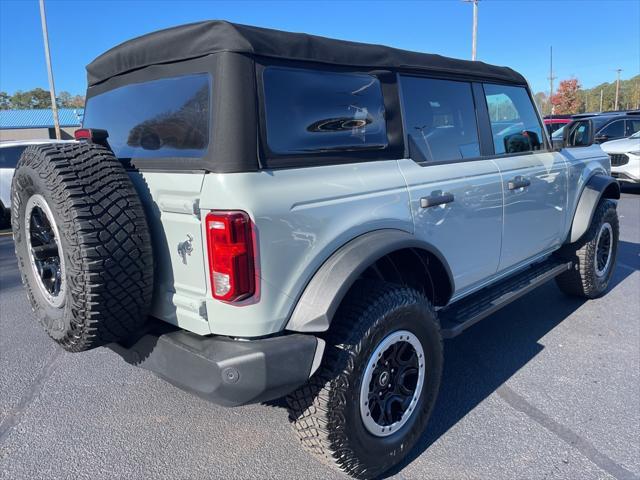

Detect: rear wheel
[556, 199, 619, 298]
[11, 143, 154, 351]
[287, 280, 443, 479]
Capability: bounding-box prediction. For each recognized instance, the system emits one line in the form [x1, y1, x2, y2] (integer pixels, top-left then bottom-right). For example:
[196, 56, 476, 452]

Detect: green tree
[10, 88, 52, 109]
[0, 91, 11, 110]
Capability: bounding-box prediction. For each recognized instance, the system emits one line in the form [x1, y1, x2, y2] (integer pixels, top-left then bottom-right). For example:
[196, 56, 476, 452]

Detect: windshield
[631, 130, 640, 139]
[552, 125, 565, 139]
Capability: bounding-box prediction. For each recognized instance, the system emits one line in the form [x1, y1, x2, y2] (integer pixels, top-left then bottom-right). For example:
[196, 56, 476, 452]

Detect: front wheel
[556, 199, 619, 298]
[287, 280, 443, 479]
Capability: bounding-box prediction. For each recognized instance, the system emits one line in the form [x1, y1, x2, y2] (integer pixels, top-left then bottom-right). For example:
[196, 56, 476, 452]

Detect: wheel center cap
[378, 370, 390, 387]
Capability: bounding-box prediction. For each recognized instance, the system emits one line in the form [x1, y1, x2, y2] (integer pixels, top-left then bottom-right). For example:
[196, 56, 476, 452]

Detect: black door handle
[508, 177, 531, 190]
[420, 192, 455, 208]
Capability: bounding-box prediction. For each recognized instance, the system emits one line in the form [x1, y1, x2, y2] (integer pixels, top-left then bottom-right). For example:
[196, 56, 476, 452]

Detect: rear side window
[484, 84, 544, 155]
[262, 67, 387, 155]
[627, 119, 640, 136]
[0, 146, 27, 168]
[599, 120, 624, 138]
[400, 76, 480, 163]
[83, 74, 211, 158]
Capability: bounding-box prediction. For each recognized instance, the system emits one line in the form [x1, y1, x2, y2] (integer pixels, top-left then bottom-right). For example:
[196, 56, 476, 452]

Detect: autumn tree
[57, 91, 85, 108]
[551, 78, 583, 114]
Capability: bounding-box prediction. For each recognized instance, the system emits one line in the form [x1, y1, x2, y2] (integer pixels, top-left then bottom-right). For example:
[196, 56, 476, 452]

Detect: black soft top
[87, 20, 527, 87]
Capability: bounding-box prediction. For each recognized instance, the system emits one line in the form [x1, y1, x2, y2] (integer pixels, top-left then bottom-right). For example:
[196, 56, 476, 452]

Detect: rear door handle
[420, 192, 455, 208]
[508, 177, 531, 190]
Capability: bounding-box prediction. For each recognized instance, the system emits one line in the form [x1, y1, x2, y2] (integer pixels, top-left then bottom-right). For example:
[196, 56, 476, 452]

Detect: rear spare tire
[11, 143, 154, 352]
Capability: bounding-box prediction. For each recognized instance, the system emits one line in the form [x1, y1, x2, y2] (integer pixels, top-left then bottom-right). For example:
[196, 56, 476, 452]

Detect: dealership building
[0, 108, 83, 141]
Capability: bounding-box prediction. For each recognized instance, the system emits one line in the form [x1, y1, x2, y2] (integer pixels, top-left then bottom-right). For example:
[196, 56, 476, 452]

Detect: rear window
[0, 146, 27, 168]
[262, 67, 387, 155]
[83, 74, 211, 159]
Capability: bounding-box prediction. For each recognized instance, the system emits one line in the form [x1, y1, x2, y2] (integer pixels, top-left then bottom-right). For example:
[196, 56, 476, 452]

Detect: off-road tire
[286, 280, 443, 479]
[11, 143, 154, 352]
[555, 199, 618, 298]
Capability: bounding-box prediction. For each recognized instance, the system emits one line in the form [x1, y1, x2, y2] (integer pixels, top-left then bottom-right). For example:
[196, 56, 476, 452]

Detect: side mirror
[594, 134, 609, 144]
[563, 119, 595, 148]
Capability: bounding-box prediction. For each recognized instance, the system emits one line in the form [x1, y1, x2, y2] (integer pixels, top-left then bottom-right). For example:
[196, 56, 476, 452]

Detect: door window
[626, 119, 640, 137]
[399, 76, 480, 162]
[599, 120, 624, 139]
[484, 84, 544, 155]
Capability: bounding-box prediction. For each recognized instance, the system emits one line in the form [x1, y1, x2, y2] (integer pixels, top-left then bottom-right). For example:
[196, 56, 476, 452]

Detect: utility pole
[614, 68, 622, 111]
[584, 91, 588, 113]
[600, 88, 604, 112]
[464, 0, 479, 61]
[39, 0, 61, 140]
[548, 46, 556, 115]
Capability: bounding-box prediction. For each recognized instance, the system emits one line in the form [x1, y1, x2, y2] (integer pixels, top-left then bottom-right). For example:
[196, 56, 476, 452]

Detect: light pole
[548, 46, 556, 115]
[464, 0, 479, 61]
[39, 0, 61, 140]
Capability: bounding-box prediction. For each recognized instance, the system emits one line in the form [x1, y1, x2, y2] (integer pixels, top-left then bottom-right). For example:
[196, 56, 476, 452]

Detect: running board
[439, 259, 572, 339]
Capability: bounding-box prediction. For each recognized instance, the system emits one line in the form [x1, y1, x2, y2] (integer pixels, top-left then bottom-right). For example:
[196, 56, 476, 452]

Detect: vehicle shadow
[620, 183, 640, 195]
[0, 235, 23, 292]
[382, 243, 638, 478]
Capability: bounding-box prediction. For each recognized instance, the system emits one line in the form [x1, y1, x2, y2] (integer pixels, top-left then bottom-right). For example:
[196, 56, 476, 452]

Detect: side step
[439, 259, 572, 339]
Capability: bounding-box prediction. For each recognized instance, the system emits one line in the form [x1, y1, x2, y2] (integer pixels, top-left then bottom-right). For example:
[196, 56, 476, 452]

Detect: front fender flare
[569, 174, 620, 244]
[286, 229, 454, 333]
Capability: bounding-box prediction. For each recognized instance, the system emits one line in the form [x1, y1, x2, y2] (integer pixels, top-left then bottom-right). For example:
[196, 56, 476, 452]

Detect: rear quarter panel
[560, 144, 610, 241]
[199, 160, 412, 337]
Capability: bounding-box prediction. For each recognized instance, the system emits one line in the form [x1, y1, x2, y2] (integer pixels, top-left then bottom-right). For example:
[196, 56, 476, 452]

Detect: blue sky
[1, 0, 639, 97]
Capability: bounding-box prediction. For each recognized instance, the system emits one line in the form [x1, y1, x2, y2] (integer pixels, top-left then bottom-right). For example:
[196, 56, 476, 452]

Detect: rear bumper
[109, 329, 324, 407]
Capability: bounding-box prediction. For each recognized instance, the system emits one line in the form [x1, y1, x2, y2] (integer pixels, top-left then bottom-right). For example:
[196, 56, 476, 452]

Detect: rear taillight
[74, 128, 109, 142]
[205, 211, 255, 302]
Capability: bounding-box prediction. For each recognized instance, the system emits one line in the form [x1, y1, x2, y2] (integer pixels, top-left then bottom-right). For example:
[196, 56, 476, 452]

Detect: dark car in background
[543, 114, 572, 136]
[551, 111, 640, 149]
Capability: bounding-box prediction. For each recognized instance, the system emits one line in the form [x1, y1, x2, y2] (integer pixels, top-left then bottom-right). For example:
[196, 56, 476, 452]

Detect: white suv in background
[601, 131, 640, 184]
[0, 140, 75, 227]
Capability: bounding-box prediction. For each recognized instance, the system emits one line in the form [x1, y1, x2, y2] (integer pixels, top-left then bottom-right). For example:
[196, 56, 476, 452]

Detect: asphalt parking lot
[0, 190, 638, 480]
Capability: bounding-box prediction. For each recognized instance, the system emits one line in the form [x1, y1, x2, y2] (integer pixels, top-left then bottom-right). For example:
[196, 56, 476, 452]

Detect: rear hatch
[82, 73, 212, 334]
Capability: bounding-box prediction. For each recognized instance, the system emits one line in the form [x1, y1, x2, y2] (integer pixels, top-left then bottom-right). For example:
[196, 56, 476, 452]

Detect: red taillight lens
[74, 128, 92, 140]
[205, 211, 255, 302]
[74, 128, 109, 142]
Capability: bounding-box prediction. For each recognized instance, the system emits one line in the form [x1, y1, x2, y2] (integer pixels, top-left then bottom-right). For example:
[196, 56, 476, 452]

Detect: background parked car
[543, 114, 572, 136]
[601, 130, 640, 184]
[0, 139, 75, 228]
[551, 111, 640, 149]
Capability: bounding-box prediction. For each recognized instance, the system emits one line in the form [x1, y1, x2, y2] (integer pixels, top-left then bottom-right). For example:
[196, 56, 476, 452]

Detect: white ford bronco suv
[11, 21, 620, 478]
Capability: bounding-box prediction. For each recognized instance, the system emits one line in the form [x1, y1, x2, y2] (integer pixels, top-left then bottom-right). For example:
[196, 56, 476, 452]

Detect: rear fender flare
[568, 174, 620, 244]
[285, 229, 454, 333]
